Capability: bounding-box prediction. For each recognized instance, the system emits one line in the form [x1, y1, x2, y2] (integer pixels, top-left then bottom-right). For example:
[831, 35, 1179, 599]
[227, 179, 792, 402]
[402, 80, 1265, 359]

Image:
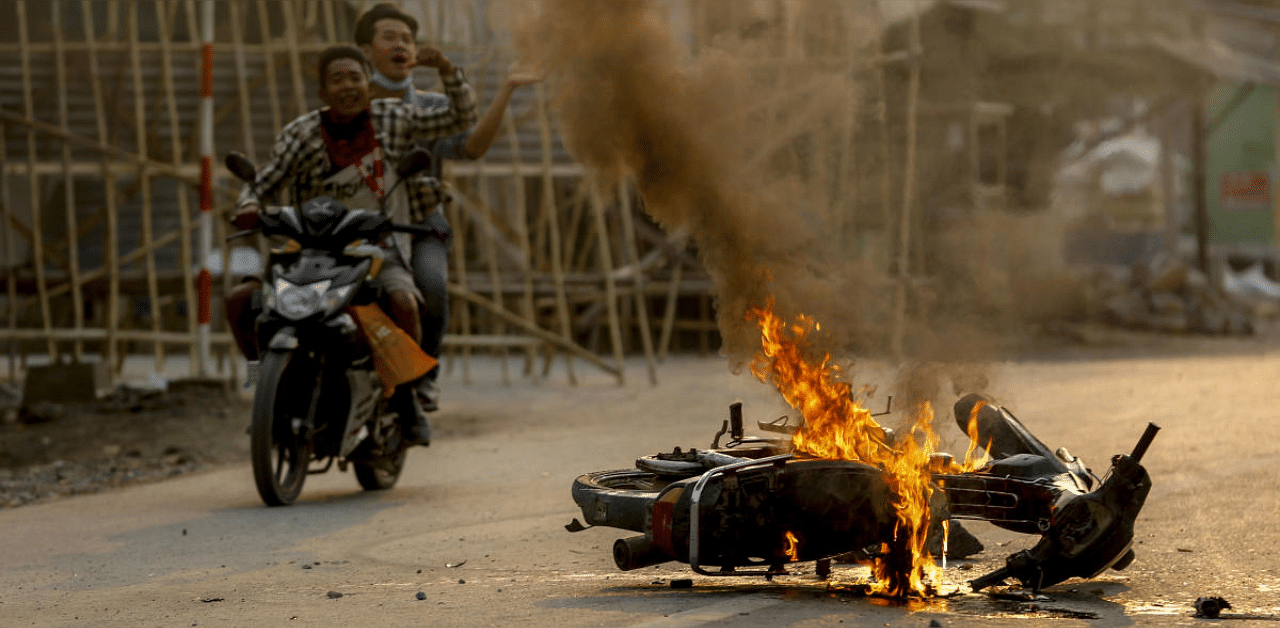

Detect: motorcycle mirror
[396, 148, 433, 179]
[224, 151, 257, 183]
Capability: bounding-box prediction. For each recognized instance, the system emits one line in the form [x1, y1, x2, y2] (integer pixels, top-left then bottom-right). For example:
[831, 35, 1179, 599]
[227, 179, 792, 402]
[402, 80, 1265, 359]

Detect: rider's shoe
[416, 377, 440, 413]
[403, 393, 432, 447]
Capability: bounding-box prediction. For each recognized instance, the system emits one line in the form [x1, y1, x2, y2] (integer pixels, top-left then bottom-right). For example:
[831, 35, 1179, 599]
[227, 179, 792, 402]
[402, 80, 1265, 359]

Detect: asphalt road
[3, 345, 1280, 627]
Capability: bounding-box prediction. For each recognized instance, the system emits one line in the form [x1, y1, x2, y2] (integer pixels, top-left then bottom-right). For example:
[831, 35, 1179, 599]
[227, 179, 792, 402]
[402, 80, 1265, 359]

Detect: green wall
[1206, 83, 1276, 246]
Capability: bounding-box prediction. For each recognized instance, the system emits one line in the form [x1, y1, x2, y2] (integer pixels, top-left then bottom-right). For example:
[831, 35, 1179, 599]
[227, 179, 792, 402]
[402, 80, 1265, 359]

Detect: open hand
[505, 60, 546, 87]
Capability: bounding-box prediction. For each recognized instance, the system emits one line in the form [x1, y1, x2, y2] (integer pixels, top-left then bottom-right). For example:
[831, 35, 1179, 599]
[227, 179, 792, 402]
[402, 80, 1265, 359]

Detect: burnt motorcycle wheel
[572, 469, 669, 532]
[250, 350, 314, 506]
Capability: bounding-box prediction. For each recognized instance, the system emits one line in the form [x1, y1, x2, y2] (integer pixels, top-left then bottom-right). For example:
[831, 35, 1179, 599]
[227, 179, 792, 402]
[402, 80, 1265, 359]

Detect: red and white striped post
[197, 0, 214, 376]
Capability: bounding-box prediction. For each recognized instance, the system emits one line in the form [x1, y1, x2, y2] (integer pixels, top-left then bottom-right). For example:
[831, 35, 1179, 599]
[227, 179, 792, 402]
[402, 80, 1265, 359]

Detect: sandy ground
[2, 330, 1280, 626]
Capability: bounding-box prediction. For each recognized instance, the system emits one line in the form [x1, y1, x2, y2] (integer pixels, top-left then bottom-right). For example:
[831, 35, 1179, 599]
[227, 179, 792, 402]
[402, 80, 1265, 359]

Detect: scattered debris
[415, 591, 427, 601]
[458, 579, 466, 584]
[326, 591, 343, 599]
[199, 597, 224, 603]
[1194, 596, 1231, 619]
[929, 620, 943, 628]
[302, 564, 312, 570]
[1091, 255, 1264, 335]
[446, 560, 467, 568]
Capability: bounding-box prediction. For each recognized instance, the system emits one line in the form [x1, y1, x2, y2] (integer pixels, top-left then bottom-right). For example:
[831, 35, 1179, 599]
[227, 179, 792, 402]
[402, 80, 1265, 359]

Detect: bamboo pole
[128, 1, 164, 371]
[256, 0, 284, 136]
[1, 125, 16, 381]
[890, 2, 922, 362]
[503, 106, 539, 377]
[534, 82, 576, 384]
[16, 1, 56, 359]
[322, 0, 337, 43]
[617, 182, 658, 385]
[446, 285, 620, 378]
[657, 254, 683, 361]
[52, 2, 86, 361]
[447, 189, 473, 384]
[82, 0, 121, 378]
[280, 1, 309, 119]
[229, 1, 258, 160]
[158, 0, 201, 372]
[588, 178, 625, 385]
[475, 164, 510, 384]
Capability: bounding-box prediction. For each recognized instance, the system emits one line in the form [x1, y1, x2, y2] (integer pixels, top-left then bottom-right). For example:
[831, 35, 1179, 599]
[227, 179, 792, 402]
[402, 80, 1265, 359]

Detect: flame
[784, 531, 800, 562]
[747, 298, 943, 597]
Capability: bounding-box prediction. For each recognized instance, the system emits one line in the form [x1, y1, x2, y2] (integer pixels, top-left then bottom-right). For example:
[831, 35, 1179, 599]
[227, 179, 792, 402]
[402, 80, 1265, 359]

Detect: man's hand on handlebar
[232, 204, 261, 230]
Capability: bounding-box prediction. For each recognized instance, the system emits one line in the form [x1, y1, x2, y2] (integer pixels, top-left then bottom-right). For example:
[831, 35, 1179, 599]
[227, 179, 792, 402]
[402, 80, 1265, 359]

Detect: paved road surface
[3, 348, 1279, 626]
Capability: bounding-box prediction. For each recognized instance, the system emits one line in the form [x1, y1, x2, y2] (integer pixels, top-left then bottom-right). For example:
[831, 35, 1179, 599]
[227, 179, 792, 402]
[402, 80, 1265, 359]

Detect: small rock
[326, 591, 343, 599]
[302, 564, 312, 570]
[457, 579, 466, 584]
[415, 591, 427, 601]
[1194, 596, 1230, 619]
[929, 620, 943, 628]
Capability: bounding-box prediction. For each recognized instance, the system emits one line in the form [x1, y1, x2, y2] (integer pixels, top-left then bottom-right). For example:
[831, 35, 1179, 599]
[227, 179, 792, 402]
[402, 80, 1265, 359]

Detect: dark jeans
[412, 232, 449, 380]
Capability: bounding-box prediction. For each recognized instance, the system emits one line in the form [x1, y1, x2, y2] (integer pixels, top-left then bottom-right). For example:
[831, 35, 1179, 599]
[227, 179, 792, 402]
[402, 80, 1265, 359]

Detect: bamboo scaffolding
[157, 0, 201, 372]
[52, 2, 86, 361]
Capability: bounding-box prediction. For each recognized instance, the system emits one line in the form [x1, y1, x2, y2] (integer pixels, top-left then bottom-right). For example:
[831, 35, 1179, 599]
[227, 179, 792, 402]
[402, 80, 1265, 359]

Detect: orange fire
[747, 299, 988, 597]
[784, 531, 800, 562]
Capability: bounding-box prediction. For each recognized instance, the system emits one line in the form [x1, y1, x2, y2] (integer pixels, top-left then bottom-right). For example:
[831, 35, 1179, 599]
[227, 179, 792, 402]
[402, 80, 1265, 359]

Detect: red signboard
[1220, 171, 1272, 212]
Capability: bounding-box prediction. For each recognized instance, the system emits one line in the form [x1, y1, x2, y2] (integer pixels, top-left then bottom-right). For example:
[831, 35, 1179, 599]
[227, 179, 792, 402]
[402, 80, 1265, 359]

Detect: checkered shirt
[237, 69, 477, 223]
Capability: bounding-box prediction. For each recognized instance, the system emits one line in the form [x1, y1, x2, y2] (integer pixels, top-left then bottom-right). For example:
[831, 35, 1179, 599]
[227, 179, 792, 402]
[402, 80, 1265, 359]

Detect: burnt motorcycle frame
[570, 395, 1157, 593]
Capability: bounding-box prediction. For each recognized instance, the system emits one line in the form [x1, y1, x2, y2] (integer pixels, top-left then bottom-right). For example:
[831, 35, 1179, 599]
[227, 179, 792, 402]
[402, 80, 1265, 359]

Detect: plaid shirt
[237, 69, 477, 223]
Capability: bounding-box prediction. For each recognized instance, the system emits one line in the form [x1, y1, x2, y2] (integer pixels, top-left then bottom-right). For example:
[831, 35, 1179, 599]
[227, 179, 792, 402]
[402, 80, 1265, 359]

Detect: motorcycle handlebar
[1128, 422, 1160, 463]
[224, 222, 432, 243]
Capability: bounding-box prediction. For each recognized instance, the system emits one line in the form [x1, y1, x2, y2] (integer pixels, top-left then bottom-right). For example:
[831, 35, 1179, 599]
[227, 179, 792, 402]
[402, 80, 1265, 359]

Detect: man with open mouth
[354, 3, 543, 424]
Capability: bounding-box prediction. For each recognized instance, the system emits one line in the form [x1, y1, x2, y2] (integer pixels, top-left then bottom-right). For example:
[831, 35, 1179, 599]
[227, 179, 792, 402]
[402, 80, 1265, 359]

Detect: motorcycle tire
[250, 350, 314, 506]
[571, 469, 671, 533]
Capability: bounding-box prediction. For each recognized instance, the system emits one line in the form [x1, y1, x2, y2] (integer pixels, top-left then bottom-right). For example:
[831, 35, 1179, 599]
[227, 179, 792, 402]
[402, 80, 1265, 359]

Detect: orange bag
[350, 304, 438, 397]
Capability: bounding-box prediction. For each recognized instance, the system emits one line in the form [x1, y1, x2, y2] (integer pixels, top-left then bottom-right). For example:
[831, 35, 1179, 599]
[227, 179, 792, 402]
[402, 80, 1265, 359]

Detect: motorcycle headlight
[273, 278, 330, 321]
[322, 284, 355, 316]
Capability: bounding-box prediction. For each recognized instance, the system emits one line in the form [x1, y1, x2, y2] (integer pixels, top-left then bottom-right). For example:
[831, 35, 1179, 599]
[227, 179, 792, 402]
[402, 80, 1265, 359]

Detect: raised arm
[460, 61, 544, 159]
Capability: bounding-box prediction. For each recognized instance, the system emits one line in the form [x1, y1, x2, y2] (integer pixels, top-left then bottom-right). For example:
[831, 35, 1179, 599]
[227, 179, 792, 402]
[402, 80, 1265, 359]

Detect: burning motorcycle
[225, 151, 438, 507]
[569, 393, 1156, 595]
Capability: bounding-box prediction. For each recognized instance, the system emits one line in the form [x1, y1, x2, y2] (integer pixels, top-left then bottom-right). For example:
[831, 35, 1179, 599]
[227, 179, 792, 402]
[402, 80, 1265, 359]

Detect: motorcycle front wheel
[250, 350, 315, 506]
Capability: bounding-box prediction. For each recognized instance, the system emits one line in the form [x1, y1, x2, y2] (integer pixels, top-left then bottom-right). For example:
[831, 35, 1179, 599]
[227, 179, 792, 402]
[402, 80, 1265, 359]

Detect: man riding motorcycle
[225, 44, 477, 445]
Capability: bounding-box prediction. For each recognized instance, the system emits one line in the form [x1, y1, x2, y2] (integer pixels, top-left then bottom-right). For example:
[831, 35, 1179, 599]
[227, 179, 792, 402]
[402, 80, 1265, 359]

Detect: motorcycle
[569, 393, 1156, 594]
[225, 150, 438, 506]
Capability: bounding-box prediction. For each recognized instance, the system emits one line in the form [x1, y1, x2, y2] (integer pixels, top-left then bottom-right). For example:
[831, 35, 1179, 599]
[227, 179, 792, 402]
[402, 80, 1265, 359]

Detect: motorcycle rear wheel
[250, 350, 314, 506]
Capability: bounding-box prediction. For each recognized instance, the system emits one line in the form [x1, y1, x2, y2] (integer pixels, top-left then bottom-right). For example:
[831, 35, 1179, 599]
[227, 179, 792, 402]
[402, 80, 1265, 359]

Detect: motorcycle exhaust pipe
[613, 536, 672, 571]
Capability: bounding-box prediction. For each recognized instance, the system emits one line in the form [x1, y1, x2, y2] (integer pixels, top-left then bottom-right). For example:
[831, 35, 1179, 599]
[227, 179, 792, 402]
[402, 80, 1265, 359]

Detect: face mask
[371, 69, 413, 92]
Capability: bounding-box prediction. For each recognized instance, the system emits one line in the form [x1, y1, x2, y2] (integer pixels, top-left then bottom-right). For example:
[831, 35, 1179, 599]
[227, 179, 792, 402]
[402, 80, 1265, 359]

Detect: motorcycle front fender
[267, 327, 299, 351]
